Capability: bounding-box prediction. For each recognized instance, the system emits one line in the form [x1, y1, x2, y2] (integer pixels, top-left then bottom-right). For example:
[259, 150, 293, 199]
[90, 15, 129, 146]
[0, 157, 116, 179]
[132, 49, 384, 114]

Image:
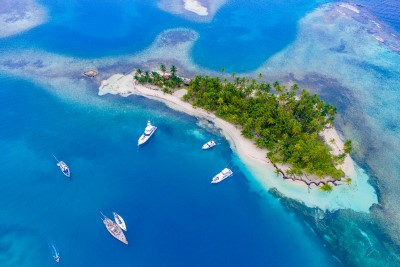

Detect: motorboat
[202, 140, 216, 150]
[50, 243, 60, 263]
[138, 120, 157, 145]
[54, 255, 60, 263]
[211, 168, 233, 184]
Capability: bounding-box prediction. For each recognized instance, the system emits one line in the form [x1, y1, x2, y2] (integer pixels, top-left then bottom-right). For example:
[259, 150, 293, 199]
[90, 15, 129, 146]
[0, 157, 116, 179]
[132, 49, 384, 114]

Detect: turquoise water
[0, 75, 337, 266]
[1, 0, 400, 266]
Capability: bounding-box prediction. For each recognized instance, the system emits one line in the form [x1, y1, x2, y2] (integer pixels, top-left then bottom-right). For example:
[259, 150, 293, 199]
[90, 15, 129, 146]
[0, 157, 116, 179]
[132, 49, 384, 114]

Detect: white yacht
[113, 212, 127, 231]
[138, 120, 157, 145]
[53, 155, 70, 177]
[211, 168, 233, 184]
[202, 140, 216, 150]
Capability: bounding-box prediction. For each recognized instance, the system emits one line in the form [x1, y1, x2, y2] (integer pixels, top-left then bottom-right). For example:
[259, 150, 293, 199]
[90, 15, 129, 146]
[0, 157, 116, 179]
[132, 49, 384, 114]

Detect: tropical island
[100, 65, 354, 193]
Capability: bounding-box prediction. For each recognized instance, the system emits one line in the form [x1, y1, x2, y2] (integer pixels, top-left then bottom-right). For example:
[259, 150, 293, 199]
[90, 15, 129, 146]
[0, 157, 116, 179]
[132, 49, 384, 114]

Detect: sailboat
[101, 212, 128, 245]
[53, 154, 70, 177]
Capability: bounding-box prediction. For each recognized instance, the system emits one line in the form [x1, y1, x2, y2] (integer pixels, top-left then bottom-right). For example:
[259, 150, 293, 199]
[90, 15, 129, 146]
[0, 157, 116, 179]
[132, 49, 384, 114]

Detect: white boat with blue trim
[113, 212, 127, 231]
[138, 120, 157, 145]
[211, 168, 233, 184]
[202, 140, 216, 150]
[53, 155, 70, 177]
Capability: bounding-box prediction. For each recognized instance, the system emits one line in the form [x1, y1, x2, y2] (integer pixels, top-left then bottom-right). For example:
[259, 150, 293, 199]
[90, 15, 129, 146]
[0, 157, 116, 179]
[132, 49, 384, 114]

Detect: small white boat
[211, 168, 233, 184]
[202, 140, 216, 150]
[54, 255, 60, 263]
[50, 244, 60, 263]
[113, 212, 127, 231]
[53, 155, 70, 177]
[138, 120, 157, 145]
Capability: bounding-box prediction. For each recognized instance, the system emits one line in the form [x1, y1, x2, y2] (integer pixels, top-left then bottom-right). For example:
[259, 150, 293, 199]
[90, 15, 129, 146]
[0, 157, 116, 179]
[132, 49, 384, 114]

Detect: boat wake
[49, 243, 60, 263]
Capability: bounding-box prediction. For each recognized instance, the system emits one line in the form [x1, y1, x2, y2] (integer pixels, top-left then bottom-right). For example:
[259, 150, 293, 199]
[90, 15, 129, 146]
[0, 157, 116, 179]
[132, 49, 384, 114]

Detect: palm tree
[320, 184, 333, 192]
[258, 73, 263, 79]
[221, 68, 225, 76]
[170, 65, 177, 76]
[160, 64, 166, 74]
[344, 140, 352, 154]
[136, 68, 142, 75]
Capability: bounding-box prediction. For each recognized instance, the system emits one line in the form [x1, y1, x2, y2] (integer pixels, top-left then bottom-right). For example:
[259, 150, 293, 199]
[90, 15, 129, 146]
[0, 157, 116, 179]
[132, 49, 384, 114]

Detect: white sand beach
[183, 0, 208, 16]
[98, 72, 377, 212]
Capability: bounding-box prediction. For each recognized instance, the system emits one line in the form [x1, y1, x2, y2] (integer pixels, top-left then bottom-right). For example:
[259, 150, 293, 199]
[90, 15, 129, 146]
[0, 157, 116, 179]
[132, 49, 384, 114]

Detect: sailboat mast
[52, 154, 59, 162]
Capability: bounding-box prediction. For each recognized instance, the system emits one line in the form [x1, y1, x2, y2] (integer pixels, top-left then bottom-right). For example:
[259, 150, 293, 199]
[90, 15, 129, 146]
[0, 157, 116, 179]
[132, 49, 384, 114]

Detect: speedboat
[138, 120, 157, 145]
[53, 155, 70, 177]
[101, 212, 128, 245]
[113, 212, 127, 231]
[54, 255, 60, 263]
[211, 168, 233, 184]
[202, 140, 216, 150]
[50, 243, 60, 263]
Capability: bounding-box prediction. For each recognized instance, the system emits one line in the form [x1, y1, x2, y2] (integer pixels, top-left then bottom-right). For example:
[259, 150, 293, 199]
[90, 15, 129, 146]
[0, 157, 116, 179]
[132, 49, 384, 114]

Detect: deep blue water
[355, 0, 400, 32]
[1, 0, 400, 266]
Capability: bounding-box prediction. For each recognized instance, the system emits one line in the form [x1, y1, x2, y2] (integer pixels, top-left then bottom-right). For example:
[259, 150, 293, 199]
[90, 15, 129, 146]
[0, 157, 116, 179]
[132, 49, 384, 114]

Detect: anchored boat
[211, 168, 233, 184]
[53, 155, 70, 177]
[101, 212, 128, 245]
[202, 140, 216, 150]
[113, 212, 127, 231]
[138, 120, 157, 145]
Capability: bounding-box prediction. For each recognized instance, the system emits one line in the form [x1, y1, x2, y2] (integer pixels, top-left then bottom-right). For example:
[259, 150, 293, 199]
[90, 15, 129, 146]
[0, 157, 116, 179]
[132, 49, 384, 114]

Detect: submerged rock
[83, 69, 98, 77]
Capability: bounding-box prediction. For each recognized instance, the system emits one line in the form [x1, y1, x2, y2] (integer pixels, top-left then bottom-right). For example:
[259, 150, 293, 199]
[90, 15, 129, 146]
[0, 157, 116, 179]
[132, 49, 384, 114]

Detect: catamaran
[202, 140, 216, 150]
[211, 168, 233, 184]
[138, 120, 157, 145]
[113, 212, 127, 231]
[101, 212, 128, 245]
[53, 155, 70, 177]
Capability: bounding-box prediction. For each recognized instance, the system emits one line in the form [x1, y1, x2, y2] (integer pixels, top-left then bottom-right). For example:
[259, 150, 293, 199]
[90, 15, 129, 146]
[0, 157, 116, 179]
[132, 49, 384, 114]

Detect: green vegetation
[320, 184, 333, 192]
[134, 64, 183, 91]
[343, 140, 353, 154]
[184, 75, 351, 180]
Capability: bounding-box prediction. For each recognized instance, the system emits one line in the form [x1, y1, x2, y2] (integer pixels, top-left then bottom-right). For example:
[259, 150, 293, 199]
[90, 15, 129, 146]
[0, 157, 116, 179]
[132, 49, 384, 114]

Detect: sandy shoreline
[98, 72, 377, 212]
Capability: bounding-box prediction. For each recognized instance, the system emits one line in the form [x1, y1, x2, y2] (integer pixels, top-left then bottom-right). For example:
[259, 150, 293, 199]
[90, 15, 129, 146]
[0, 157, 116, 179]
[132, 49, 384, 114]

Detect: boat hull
[138, 127, 157, 145]
[211, 168, 233, 184]
[103, 217, 128, 245]
[113, 212, 127, 231]
[57, 161, 70, 177]
[202, 141, 216, 150]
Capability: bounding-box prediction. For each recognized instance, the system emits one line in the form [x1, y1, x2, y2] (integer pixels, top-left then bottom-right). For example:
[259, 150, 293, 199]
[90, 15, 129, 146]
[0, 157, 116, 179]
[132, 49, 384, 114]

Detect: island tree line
[183, 75, 352, 181]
